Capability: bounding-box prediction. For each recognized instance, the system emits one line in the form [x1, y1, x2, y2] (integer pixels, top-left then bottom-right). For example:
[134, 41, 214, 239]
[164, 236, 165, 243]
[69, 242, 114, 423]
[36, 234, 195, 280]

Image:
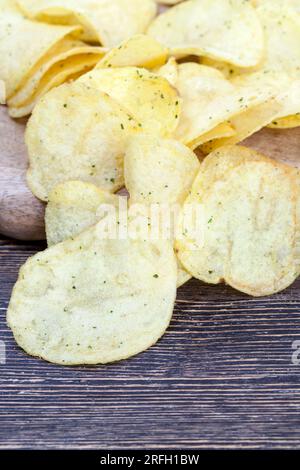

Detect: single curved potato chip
[201, 71, 300, 152]
[148, 0, 264, 67]
[124, 133, 200, 205]
[0, 1, 81, 98]
[176, 146, 300, 297]
[174, 63, 278, 147]
[201, 99, 282, 153]
[17, 0, 157, 47]
[7, 220, 177, 365]
[45, 180, 121, 246]
[0, 80, 5, 104]
[268, 115, 300, 129]
[79, 67, 180, 137]
[26, 81, 140, 201]
[97, 34, 168, 70]
[229, 73, 300, 135]
[256, 0, 300, 77]
[8, 39, 106, 109]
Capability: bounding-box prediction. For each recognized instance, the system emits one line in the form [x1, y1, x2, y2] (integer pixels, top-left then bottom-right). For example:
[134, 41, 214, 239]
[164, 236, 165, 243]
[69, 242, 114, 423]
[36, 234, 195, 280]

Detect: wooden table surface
[1, 235, 300, 450]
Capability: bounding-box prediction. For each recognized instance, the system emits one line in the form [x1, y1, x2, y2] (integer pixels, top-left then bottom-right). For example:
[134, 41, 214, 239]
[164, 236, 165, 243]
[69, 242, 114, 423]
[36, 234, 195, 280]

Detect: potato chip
[173, 63, 278, 147]
[26, 81, 140, 201]
[7, 219, 177, 365]
[45, 180, 121, 246]
[148, 0, 264, 67]
[78, 67, 180, 137]
[17, 0, 157, 47]
[227, 73, 300, 138]
[177, 261, 192, 288]
[256, 0, 300, 77]
[176, 146, 300, 297]
[8, 52, 104, 118]
[201, 99, 282, 154]
[124, 133, 197, 287]
[0, 80, 5, 104]
[97, 35, 168, 70]
[269, 115, 300, 129]
[201, 71, 300, 152]
[200, 57, 257, 80]
[0, 1, 81, 98]
[155, 57, 178, 87]
[8, 39, 106, 109]
[124, 134, 200, 205]
[189, 122, 236, 151]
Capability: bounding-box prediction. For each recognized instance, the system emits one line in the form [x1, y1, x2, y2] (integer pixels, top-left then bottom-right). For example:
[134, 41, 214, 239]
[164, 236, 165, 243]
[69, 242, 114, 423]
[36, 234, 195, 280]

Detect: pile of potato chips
[3, 0, 300, 365]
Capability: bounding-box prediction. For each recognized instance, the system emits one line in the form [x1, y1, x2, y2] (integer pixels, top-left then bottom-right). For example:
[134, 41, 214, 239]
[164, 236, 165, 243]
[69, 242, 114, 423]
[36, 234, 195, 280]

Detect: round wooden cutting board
[0, 105, 299, 241]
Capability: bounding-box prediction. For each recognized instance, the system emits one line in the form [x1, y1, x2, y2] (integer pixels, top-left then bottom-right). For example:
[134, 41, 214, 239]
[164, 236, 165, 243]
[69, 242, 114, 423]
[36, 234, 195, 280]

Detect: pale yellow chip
[177, 263, 192, 288]
[124, 133, 200, 205]
[45, 180, 121, 246]
[268, 115, 300, 129]
[0, 80, 5, 104]
[17, 0, 157, 47]
[173, 63, 278, 147]
[8, 52, 104, 118]
[46, 178, 190, 288]
[229, 73, 300, 135]
[200, 71, 300, 152]
[176, 146, 300, 297]
[256, 0, 300, 77]
[7, 219, 177, 365]
[189, 122, 236, 151]
[8, 39, 106, 109]
[124, 133, 198, 287]
[155, 57, 178, 87]
[201, 99, 282, 154]
[26, 81, 140, 201]
[148, 0, 264, 67]
[97, 34, 168, 70]
[78, 67, 180, 137]
[0, 1, 81, 98]
[200, 57, 257, 80]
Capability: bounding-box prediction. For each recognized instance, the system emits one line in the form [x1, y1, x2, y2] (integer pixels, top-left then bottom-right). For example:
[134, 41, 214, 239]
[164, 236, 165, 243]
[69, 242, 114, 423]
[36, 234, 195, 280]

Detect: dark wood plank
[1, 236, 300, 449]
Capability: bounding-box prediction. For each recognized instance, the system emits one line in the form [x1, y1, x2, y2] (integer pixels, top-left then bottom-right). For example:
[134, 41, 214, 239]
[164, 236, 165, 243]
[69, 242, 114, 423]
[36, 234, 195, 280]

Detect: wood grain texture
[1, 236, 300, 450]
